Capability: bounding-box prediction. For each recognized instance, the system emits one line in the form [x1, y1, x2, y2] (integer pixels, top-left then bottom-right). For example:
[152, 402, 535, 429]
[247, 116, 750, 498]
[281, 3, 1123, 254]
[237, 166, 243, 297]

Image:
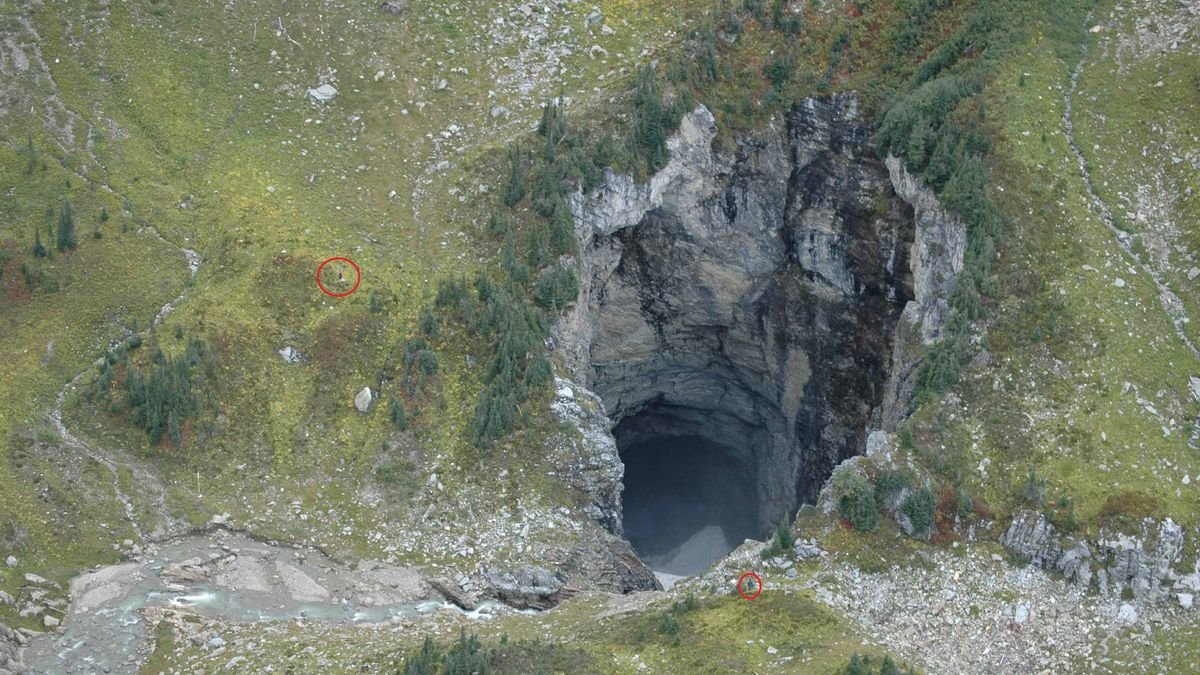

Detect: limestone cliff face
[555, 95, 962, 535]
[1002, 511, 1199, 608]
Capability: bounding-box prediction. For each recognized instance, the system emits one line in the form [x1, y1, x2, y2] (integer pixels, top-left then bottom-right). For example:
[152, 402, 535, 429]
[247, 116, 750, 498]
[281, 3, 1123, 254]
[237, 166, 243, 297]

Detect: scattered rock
[4, 556, 15, 568]
[1188, 267, 1199, 281]
[1178, 593, 1194, 610]
[1013, 604, 1029, 624]
[379, 1, 405, 16]
[207, 636, 227, 650]
[41, 615, 58, 629]
[1113, 277, 1126, 288]
[22, 573, 49, 586]
[354, 386, 373, 413]
[429, 577, 478, 611]
[793, 539, 823, 560]
[307, 84, 338, 102]
[279, 346, 303, 364]
[1116, 602, 1138, 625]
[0, 591, 12, 606]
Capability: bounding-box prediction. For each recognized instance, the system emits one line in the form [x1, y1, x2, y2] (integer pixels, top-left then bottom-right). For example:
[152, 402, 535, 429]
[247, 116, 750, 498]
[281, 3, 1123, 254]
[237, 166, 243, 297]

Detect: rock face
[557, 96, 957, 534]
[0, 621, 28, 674]
[1001, 510, 1197, 606]
[482, 566, 575, 610]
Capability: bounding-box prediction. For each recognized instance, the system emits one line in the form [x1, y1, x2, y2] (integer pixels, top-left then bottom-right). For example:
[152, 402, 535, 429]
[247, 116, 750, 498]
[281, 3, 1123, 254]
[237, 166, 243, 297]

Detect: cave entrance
[617, 427, 759, 579]
[610, 394, 785, 586]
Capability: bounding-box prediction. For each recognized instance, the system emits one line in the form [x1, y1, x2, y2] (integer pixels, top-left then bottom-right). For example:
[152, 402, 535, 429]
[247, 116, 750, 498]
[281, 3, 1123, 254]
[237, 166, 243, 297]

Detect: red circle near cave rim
[737, 572, 762, 600]
[315, 257, 362, 298]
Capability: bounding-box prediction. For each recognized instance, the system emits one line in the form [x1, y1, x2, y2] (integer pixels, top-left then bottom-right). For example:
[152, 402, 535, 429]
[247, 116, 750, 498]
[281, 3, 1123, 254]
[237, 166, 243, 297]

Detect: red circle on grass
[315, 257, 362, 298]
[737, 572, 762, 600]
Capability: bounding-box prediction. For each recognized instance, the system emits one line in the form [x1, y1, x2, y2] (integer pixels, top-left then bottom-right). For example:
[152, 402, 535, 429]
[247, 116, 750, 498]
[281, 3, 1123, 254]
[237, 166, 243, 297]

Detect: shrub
[902, 486, 936, 536]
[503, 143, 527, 208]
[1021, 469, 1046, 506]
[533, 265, 579, 311]
[834, 471, 879, 532]
[874, 469, 911, 505]
[389, 396, 408, 431]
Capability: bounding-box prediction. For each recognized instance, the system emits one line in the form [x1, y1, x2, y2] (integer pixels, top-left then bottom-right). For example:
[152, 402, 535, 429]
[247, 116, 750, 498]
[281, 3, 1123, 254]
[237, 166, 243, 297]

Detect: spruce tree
[32, 228, 47, 258]
[503, 143, 526, 208]
[56, 201, 77, 252]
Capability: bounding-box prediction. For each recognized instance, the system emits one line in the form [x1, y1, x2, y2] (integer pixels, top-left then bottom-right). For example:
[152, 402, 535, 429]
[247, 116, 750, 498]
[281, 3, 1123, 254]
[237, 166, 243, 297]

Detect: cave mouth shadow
[616, 424, 761, 577]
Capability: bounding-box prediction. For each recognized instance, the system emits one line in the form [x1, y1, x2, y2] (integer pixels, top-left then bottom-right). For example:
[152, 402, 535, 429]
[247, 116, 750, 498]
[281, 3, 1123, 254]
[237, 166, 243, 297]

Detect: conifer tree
[32, 228, 47, 258]
[503, 143, 527, 208]
[56, 201, 77, 252]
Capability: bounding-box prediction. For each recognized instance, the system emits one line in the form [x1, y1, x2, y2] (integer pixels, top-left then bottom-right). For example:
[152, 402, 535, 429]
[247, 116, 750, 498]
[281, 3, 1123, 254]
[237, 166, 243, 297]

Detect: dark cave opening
[616, 423, 761, 577]
[611, 397, 783, 580]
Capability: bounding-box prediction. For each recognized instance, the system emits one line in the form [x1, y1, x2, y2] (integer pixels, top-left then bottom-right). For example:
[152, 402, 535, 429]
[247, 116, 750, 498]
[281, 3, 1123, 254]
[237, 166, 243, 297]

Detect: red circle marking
[316, 257, 362, 298]
[737, 572, 762, 600]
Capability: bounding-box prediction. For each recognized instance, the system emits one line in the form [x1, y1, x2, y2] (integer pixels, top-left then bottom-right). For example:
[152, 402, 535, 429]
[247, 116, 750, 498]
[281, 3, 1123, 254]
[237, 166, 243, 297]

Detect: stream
[23, 532, 515, 673]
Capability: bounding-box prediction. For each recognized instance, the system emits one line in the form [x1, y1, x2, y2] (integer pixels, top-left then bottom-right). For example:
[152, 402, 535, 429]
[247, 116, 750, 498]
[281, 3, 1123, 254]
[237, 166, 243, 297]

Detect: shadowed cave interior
[614, 408, 765, 579]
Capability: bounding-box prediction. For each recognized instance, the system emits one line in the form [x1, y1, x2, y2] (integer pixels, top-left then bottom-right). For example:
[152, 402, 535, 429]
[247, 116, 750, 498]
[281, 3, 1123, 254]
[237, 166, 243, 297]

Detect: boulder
[379, 0, 405, 15]
[483, 566, 574, 610]
[1116, 602, 1138, 626]
[3, 557, 15, 568]
[354, 386, 373, 412]
[307, 84, 338, 102]
[279, 346, 303, 364]
[429, 577, 478, 611]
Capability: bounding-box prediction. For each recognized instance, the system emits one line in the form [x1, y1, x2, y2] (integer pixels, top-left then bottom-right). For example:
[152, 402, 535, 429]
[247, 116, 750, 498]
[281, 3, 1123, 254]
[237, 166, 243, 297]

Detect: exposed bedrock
[556, 94, 963, 545]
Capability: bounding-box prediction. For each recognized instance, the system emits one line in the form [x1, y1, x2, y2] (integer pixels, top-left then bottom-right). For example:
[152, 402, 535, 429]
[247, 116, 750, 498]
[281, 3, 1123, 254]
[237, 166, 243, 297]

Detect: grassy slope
[903, 0, 1200, 542]
[0, 0, 708, 624]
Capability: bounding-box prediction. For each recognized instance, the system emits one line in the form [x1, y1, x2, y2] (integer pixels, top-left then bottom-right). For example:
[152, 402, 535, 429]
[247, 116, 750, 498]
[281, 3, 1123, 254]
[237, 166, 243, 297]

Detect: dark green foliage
[955, 486, 974, 519]
[56, 201, 77, 252]
[100, 336, 216, 447]
[1022, 468, 1046, 506]
[835, 472, 879, 532]
[369, 290, 384, 314]
[416, 349, 439, 376]
[763, 53, 794, 89]
[487, 212, 513, 238]
[503, 143, 527, 208]
[901, 486, 935, 536]
[874, 469, 911, 505]
[533, 265, 578, 312]
[435, 277, 468, 310]
[99, 206, 110, 222]
[389, 396, 408, 431]
[419, 307, 438, 336]
[386, 630, 594, 674]
[32, 228, 47, 258]
[761, 516, 795, 558]
[841, 653, 916, 675]
[632, 65, 668, 173]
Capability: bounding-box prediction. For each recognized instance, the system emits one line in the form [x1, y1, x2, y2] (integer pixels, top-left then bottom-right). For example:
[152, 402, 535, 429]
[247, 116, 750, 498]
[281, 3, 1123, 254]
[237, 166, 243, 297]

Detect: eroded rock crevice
[557, 96, 960, 569]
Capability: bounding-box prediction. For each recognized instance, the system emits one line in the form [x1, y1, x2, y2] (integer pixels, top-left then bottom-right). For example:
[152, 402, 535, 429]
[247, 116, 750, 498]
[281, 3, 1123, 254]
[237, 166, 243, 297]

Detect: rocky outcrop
[557, 95, 960, 535]
[0, 622, 30, 675]
[1001, 510, 1198, 607]
[482, 566, 576, 610]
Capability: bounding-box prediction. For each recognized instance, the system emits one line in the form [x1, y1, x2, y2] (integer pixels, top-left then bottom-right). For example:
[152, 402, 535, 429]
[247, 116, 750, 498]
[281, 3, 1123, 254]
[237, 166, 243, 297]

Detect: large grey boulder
[307, 84, 337, 102]
[483, 566, 574, 610]
[354, 387, 373, 412]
